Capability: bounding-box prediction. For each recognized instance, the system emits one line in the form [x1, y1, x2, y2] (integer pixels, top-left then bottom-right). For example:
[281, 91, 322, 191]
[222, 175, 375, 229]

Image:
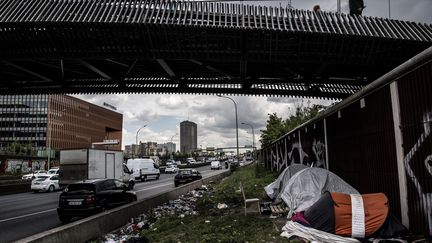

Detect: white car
[31, 174, 60, 192]
[47, 168, 60, 175]
[165, 165, 179, 174]
[22, 170, 48, 180]
[211, 161, 222, 170]
[186, 158, 197, 165]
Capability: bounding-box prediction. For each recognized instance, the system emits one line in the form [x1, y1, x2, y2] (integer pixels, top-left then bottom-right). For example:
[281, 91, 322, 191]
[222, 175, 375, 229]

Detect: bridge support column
[390, 82, 410, 228]
[324, 118, 329, 170]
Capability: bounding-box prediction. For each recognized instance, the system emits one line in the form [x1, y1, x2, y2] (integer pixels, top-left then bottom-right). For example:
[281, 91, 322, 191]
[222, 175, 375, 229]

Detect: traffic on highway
[0, 165, 227, 243]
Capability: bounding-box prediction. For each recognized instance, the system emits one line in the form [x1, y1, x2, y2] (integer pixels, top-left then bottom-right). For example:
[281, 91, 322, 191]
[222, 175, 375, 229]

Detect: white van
[211, 161, 222, 170]
[127, 158, 160, 182]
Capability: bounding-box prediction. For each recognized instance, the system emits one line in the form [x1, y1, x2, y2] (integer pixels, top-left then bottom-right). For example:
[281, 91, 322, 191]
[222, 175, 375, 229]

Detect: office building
[180, 120, 197, 154]
[158, 142, 176, 156]
[0, 94, 123, 157]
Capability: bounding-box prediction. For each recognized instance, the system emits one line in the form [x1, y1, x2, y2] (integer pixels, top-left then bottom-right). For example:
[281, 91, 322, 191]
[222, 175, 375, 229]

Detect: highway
[0, 165, 226, 243]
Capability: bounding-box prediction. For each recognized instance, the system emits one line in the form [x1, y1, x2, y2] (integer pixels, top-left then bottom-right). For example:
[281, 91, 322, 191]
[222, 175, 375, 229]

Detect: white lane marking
[0, 208, 56, 223]
[135, 182, 173, 192]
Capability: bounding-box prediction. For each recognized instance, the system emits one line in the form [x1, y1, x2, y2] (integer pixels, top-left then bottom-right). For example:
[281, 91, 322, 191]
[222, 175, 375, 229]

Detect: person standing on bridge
[313, 5, 321, 13]
[349, 0, 365, 15]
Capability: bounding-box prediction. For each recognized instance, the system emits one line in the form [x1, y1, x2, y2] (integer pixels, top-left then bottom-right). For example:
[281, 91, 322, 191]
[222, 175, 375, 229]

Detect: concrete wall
[18, 171, 230, 243]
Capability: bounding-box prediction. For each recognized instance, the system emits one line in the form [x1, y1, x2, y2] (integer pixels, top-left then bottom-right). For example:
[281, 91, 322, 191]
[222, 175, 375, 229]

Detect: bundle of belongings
[265, 164, 408, 242]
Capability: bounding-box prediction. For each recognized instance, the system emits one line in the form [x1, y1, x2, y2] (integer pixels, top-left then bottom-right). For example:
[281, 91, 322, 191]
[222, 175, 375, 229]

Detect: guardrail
[17, 170, 231, 243]
[0, 180, 31, 195]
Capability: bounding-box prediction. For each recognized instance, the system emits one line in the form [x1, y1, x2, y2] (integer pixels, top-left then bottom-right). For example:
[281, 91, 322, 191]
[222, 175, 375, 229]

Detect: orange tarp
[331, 192, 389, 237]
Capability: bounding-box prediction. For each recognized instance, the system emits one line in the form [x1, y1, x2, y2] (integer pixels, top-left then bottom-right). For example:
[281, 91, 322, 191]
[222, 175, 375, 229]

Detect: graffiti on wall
[403, 112, 432, 235]
[312, 139, 326, 167]
[268, 130, 327, 172]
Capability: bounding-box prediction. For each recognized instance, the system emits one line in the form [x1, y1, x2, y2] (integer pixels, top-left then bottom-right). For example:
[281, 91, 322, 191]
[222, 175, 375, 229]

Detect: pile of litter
[153, 186, 211, 218]
[102, 213, 152, 243]
[99, 185, 213, 243]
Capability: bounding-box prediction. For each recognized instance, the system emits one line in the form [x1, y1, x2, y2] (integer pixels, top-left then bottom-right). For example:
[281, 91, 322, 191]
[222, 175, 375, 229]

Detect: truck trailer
[59, 148, 135, 189]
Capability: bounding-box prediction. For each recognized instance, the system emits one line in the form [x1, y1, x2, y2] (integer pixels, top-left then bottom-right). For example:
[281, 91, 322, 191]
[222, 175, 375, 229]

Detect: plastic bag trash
[217, 203, 228, 209]
[205, 220, 210, 223]
[136, 222, 145, 229]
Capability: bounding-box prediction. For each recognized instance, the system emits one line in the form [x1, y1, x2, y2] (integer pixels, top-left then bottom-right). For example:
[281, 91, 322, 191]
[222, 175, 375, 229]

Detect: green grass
[140, 164, 289, 243]
[141, 214, 290, 243]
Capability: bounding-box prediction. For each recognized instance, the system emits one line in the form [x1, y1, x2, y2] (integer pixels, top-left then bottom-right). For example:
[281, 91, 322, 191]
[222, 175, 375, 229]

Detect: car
[186, 158, 196, 165]
[166, 159, 175, 166]
[57, 178, 137, 223]
[174, 169, 202, 187]
[31, 174, 60, 193]
[165, 165, 179, 174]
[22, 170, 48, 180]
[210, 161, 222, 170]
[47, 167, 60, 175]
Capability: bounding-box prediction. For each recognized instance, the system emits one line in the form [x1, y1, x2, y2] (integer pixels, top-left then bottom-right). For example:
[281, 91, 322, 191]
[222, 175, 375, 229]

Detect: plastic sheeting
[264, 164, 307, 203]
[281, 221, 360, 243]
[280, 167, 359, 217]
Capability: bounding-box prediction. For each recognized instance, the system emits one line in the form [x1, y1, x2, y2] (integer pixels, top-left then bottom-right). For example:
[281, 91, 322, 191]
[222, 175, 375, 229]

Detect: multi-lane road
[0, 165, 226, 243]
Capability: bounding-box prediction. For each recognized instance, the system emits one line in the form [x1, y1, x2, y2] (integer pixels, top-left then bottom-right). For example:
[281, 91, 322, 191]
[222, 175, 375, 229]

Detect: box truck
[59, 149, 135, 189]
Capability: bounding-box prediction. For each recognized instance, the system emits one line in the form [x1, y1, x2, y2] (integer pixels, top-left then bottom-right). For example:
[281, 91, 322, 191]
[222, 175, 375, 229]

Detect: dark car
[174, 169, 202, 187]
[57, 179, 137, 223]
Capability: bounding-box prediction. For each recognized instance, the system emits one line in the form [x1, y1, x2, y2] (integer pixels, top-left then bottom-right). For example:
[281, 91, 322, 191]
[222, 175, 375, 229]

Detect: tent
[264, 164, 307, 203]
[280, 167, 359, 216]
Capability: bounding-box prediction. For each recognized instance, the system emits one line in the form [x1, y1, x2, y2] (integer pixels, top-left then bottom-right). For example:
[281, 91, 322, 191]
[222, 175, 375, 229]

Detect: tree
[260, 104, 327, 146]
[260, 113, 290, 147]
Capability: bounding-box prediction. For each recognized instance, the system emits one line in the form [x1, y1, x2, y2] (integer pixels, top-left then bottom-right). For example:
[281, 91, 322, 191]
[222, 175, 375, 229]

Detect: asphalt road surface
[0, 165, 226, 243]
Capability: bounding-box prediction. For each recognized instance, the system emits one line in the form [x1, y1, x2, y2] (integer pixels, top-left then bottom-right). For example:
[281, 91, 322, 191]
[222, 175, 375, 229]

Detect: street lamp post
[170, 133, 178, 159]
[47, 116, 52, 171]
[217, 95, 239, 162]
[135, 125, 147, 157]
[241, 122, 255, 158]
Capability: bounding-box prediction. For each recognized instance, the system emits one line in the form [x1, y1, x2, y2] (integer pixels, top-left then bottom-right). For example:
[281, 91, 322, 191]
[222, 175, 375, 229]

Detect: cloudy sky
[74, 0, 431, 151]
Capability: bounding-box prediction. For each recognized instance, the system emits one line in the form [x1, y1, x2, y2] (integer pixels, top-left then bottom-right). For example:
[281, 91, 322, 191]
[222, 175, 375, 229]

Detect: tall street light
[241, 122, 255, 149]
[170, 133, 178, 159]
[135, 125, 147, 157]
[241, 122, 255, 158]
[217, 95, 239, 161]
[170, 133, 178, 143]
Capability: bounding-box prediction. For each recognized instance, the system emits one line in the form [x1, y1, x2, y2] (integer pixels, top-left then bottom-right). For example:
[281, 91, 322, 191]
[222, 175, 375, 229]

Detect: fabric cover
[332, 192, 389, 237]
[264, 164, 307, 203]
[280, 167, 359, 216]
[303, 192, 390, 238]
[281, 221, 361, 243]
[303, 191, 336, 233]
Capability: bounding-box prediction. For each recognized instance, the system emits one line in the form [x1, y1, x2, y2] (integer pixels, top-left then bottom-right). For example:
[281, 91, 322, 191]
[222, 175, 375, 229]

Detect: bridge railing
[1, 0, 431, 41]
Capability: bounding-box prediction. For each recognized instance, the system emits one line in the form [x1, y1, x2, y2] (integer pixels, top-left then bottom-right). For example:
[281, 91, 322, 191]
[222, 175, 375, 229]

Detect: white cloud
[156, 95, 188, 110]
[75, 93, 330, 150]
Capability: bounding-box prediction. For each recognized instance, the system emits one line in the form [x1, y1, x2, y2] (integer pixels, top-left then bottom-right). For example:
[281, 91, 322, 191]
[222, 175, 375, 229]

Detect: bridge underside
[0, 0, 431, 98]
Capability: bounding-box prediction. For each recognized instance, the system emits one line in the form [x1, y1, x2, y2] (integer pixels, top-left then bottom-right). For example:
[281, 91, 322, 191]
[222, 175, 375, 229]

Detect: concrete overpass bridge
[0, 0, 431, 98]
